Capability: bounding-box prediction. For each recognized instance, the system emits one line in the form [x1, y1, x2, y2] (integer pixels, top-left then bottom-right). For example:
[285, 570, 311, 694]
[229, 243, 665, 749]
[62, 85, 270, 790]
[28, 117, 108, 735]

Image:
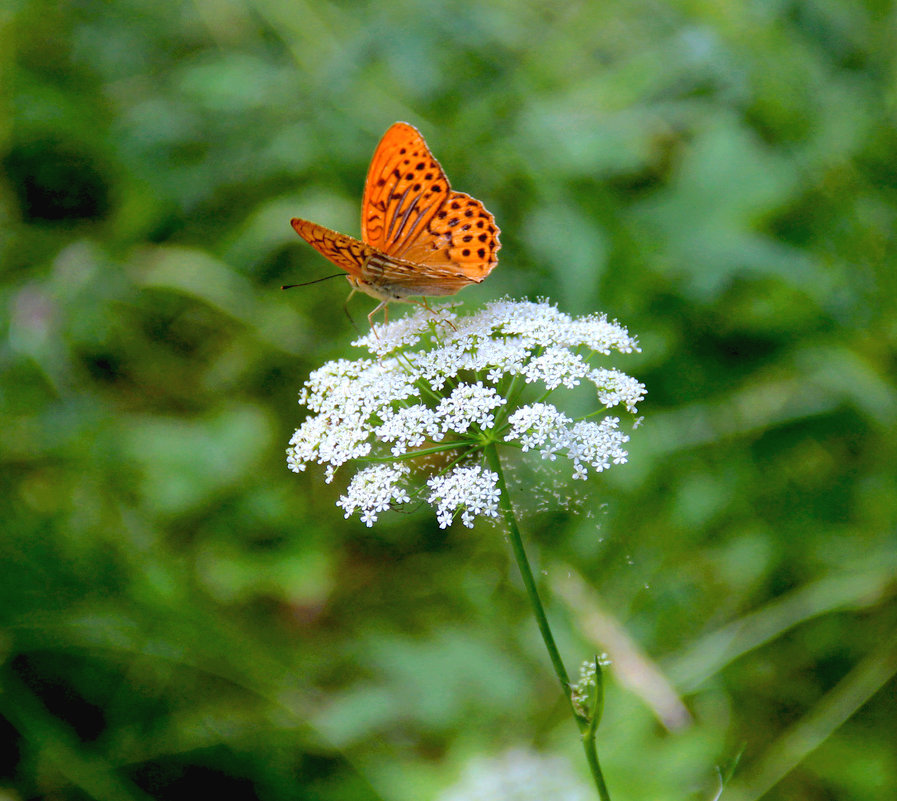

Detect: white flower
[427, 466, 501, 528]
[336, 463, 411, 526]
[567, 312, 640, 354]
[522, 347, 588, 390]
[287, 299, 644, 528]
[436, 747, 591, 801]
[503, 403, 572, 459]
[352, 305, 457, 357]
[566, 417, 630, 479]
[489, 299, 572, 346]
[435, 382, 506, 433]
[287, 414, 372, 479]
[375, 405, 443, 455]
[503, 404, 630, 477]
[589, 368, 647, 412]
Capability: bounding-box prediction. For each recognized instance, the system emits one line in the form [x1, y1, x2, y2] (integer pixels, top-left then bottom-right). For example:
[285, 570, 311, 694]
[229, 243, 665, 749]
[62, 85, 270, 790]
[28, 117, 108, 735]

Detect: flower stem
[483, 444, 610, 801]
[484, 444, 573, 699]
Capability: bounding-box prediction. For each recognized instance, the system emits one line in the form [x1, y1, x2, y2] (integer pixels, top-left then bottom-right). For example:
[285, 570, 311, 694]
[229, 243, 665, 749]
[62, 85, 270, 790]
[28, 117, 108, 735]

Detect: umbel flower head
[287, 299, 645, 528]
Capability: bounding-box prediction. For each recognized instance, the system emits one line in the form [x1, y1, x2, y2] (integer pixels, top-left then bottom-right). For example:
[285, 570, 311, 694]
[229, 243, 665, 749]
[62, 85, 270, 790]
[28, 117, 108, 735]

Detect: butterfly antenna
[281, 273, 345, 290]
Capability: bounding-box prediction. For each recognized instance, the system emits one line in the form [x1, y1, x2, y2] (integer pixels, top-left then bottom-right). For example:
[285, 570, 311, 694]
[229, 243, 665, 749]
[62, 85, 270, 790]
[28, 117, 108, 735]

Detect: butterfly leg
[412, 297, 456, 331]
[366, 300, 389, 337]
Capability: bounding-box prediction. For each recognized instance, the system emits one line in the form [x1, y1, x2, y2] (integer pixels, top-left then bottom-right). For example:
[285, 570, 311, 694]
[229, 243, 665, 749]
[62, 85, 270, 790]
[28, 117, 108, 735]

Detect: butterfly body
[291, 122, 500, 323]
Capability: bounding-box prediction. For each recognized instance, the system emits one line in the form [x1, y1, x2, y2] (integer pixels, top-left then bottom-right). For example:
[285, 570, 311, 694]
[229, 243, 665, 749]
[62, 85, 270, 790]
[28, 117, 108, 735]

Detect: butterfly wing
[291, 217, 373, 278]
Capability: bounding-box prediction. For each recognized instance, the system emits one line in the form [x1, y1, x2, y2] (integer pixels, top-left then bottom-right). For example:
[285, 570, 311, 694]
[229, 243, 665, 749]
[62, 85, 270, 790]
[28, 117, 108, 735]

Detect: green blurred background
[2, 0, 896, 799]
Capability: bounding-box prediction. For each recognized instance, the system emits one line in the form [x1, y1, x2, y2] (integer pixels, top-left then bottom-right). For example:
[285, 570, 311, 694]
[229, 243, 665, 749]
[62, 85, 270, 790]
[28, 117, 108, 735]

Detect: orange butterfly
[291, 122, 500, 326]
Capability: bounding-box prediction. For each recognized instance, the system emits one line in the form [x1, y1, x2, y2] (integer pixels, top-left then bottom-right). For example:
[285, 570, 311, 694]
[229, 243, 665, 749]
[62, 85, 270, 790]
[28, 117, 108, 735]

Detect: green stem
[583, 738, 610, 801]
[484, 443, 572, 700]
[358, 441, 475, 462]
[483, 443, 610, 801]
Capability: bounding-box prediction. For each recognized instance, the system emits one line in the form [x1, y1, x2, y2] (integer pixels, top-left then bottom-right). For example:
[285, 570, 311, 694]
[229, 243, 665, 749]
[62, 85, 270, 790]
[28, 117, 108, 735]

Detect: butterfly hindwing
[360, 253, 474, 297]
[398, 191, 500, 283]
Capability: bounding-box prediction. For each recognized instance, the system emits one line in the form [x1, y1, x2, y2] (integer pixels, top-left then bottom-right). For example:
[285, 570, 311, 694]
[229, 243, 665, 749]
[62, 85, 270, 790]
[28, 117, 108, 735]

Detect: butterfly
[290, 122, 500, 326]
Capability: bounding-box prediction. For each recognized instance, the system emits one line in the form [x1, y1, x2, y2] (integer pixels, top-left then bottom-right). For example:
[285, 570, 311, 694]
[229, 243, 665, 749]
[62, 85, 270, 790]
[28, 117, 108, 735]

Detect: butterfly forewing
[361, 122, 452, 259]
[291, 218, 372, 277]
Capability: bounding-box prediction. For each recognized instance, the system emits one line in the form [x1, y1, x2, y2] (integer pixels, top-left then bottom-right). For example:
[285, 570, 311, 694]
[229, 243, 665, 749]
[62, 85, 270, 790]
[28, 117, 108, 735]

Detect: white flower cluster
[503, 405, 629, 478]
[427, 466, 501, 529]
[436, 747, 591, 801]
[287, 299, 645, 528]
[336, 463, 411, 526]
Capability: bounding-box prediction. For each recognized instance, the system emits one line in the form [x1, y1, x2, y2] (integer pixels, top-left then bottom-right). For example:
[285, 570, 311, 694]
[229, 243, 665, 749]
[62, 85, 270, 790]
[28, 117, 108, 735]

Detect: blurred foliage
[1, 0, 896, 799]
